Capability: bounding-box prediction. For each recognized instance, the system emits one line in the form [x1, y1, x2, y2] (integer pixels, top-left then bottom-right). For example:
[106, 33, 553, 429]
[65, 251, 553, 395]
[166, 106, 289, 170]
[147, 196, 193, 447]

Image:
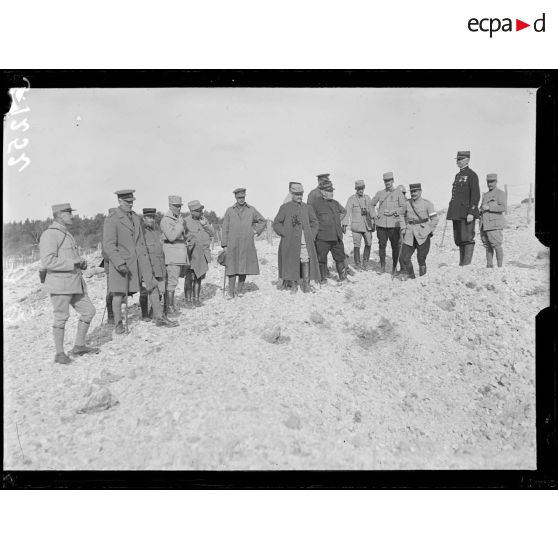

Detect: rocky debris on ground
[77, 386, 119, 414]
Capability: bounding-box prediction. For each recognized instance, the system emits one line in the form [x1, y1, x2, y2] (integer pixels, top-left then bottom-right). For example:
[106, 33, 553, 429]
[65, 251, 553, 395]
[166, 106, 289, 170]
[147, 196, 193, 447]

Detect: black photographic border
[2, 69, 556, 489]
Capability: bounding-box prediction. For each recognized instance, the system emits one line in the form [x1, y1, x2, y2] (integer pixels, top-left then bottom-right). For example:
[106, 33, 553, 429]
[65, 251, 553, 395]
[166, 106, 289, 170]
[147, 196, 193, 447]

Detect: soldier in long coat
[273, 182, 321, 293]
[399, 183, 439, 279]
[221, 188, 267, 297]
[102, 190, 164, 333]
[446, 150, 480, 266]
[479, 173, 507, 268]
[139, 208, 177, 328]
[183, 200, 215, 307]
[370, 171, 407, 274]
[39, 203, 99, 364]
[310, 181, 348, 282]
[341, 179, 376, 270]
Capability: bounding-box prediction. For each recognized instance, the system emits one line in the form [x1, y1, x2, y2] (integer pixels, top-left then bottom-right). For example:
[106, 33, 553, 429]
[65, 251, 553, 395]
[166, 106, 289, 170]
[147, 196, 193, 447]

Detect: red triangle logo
[516, 19, 530, 31]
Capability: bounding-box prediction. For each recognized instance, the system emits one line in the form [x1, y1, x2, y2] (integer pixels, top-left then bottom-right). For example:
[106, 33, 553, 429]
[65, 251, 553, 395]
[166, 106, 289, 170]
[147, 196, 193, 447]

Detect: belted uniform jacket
[446, 166, 480, 220]
[401, 197, 439, 246]
[39, 221, 86, 295]
[480, 188, 507, 231]
[341, 193, 376, 232]
[160, 210, 189, 265]
[370, 187, 407, 228]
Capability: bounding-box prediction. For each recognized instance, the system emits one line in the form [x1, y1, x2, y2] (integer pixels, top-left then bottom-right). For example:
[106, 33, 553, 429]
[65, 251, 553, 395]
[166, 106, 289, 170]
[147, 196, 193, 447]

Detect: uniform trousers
[452, 219, 475, 246]
[400, 237, 431, 271]
[480, 229, 503, 248]
[166, 264, 187, 290]
[351, 230, 373, 248]
[50, 293, 96, 329]
[376, 226, 400, 261]
[316, 239, 345, 264]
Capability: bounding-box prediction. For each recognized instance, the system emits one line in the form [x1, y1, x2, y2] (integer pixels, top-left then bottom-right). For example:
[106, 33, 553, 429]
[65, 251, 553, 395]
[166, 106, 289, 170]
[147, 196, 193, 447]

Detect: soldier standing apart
[370, 172, 407, 274]
[101, 207, 118, 324]
[311, 181, 348, 283]
[341, 179, 376, 270]
[140, 208, 177, 327]
[273, 182, 321, 293]
[307, 173, 331, 206]
[103, 190, 172, 333]
[446, 150, 480, 266]
[39, 203, 99, 364]
[480, 173, 507, 268]
[221, 188, 267, 298]
[184, 200, 215, 307]
[399, 184, 439, 279]
[160, 195, 190, 315]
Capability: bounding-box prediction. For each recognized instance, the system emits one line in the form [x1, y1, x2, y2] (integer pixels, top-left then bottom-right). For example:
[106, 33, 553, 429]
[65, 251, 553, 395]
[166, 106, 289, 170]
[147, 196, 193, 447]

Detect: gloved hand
[466, 214, 474, 223]
[117, 263, 130, 276]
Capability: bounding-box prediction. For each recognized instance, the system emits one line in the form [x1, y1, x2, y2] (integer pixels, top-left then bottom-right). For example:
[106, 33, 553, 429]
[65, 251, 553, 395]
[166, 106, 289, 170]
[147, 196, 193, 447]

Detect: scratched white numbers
[7, 78, 31, 172]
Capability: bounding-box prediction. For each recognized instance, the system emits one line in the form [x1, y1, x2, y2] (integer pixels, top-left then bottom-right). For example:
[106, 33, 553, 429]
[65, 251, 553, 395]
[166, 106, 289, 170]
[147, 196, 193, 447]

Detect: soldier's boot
[459, 245, 465, 266]
[300, 262, 313, 293]
[227, 276, 237, 298]
[362, 245, 371, 270]
[184, 277, 194, 309]
[53, 326, 72, 364]
[495, 246, 504, 268]
[106, 293, 115, 325]
[140, 294, 151, 321]
[406, 262, 416, 280]
[166, 291, 180, 316]
[379, 258, 386, 274]
[419, 264, 427, 277]
[112, 296, 125, 334]
[193, 280, 203, 307]
[336, 261, 347, 282]
[318, 263, 328, 284]
[290, 281, 299, 294]
[72, 320, 100, 356]
[486, 247, 494, 268]
[462, 243, 475, 266]
[353, 248, 361, 271]
[237, 275, 247, 296]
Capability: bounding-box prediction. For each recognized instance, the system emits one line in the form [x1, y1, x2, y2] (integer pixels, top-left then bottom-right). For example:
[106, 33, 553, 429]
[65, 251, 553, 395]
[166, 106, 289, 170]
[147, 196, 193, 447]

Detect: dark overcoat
[273, 201, 321, 282]
[184, 215, 214, 278]
[310, 196, 347, 242]
[221, 203, 267, 276]
[143, 225, 166, 279]
[447, 166, 480, 220]
[102, 208, 156, 294]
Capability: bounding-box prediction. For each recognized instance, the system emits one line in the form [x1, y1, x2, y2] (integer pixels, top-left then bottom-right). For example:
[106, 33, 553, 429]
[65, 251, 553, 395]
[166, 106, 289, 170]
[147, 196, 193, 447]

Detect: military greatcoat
[143, 225, 166, 279]
[184, 215, 214, 278]
[102, 207, 156, 294]
[446, 166, 480, 220]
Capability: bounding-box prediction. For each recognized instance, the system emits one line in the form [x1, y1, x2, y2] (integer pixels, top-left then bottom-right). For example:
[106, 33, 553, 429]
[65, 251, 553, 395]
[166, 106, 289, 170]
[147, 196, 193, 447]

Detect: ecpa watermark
[7, 78, 32, 172]
[468, 12, 546, 37]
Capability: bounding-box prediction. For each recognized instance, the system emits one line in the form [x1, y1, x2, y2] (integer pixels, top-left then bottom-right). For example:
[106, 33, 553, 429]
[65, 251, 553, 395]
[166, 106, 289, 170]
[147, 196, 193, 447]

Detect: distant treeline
[3, 210, 223, 257]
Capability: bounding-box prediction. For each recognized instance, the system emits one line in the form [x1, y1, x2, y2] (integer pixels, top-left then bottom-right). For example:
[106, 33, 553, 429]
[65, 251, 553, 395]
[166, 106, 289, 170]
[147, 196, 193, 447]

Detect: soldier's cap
[168, 195, 183, 205]
[456, 150, 471, 160]
[290, 182, 304, 194]
[409, 183, 422, 191]
[318, 180, 333, 190]
[355, 179, 365, 189]
[383, 172, 394, 181]
[289, 181, 300, 188]
[108, 207, 118, 215]
[486, 173, 498, 182]
[114, 189, 136, 201]
[322, 183, 334, 192]
[188, 200, 204, 212]
[52, 203, 76, 214]
[316, 173, 330, 181]
[143, 208, 157, 216]
[233, 187, 246, 196]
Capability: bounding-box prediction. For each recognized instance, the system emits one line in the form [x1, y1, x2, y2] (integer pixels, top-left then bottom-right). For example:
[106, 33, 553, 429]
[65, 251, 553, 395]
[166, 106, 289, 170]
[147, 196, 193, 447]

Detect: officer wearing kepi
[307, 173, 331, 206]
[160, 195, 190, 315]
[39, 202, 99, 364]
[399, 184, 439, 279]
[446, 150, 480, 266]
[479, 173, 507, 268]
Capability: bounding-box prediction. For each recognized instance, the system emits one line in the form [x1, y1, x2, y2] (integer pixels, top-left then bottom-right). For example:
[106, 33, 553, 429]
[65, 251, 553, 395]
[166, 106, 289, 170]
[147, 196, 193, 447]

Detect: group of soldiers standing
[39, 149, 507, 364]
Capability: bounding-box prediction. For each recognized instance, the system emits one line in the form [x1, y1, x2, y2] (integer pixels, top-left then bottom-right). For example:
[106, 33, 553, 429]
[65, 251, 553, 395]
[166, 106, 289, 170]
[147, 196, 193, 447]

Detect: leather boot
[300, 262, 313, 293]
[378, 257, 386, 274]
[419, 265, 427, 276]
[227, 276, 237, 298]
[140, 294, 150, 321]
[495, 246, 504, 267]
[406, 262, 416, 279]
[362, 245, 371, 270]
[106, 293, 115, 325]
[167, 291, 180, 316]
[237, 278, 246, 296]
[184, 277, 193, 308]
[336, 261, 347, 282]
[318, 263, 328, 284]
[462, 243, 474, 266]
[459, 245, 465, 266]
[353, 248, 361, 270]
[486, 247, 494, 268]
[193, 280, 203, 307]
[53, 326, 69, 362]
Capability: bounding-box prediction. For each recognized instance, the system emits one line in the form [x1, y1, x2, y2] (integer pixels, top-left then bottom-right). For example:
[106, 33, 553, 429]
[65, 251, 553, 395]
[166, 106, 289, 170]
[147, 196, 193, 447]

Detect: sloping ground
[3, 205, 547, 470]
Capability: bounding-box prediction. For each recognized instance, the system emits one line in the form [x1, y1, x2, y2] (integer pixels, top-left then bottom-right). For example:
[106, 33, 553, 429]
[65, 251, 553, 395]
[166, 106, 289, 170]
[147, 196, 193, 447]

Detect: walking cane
[222, 268, 226, 298]
[125, 271, 130, 334]
[439, 218, 448, 248]
[100, 305, 106, 326]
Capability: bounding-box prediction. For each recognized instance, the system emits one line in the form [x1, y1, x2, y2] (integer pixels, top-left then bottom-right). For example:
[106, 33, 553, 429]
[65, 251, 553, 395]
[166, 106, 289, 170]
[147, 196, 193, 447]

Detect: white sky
[3, 87, 536, 222]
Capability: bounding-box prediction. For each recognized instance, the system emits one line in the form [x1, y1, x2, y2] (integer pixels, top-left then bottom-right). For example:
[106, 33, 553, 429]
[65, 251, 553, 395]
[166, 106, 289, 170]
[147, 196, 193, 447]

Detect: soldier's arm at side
[308, 205, 319, 239]
[102, 217, 126, 269]
[366, 196, 377, 219]
[39, 230, 77, 272]
[252, 208, 267, 235]
[428, 201, 439, 231]
[272, 205, 286, 237]
[370, 191, 380, 209]
[337, 201, 347, 220]
[221, 209, 230, 247]
[469, 172, 481, 215]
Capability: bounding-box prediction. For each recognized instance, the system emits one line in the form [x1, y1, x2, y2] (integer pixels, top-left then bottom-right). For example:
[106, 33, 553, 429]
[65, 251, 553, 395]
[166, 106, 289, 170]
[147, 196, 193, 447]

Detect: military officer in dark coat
[480, 173, 507, 268]
[307, 173, 331, 206]
[310, 181, 348, 282]
[446, 150, 480, 266]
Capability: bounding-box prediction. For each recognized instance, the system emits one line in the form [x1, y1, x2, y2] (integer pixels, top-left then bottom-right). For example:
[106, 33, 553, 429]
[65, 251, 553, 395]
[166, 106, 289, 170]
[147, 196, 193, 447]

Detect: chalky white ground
[3, 205, 547, 470]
